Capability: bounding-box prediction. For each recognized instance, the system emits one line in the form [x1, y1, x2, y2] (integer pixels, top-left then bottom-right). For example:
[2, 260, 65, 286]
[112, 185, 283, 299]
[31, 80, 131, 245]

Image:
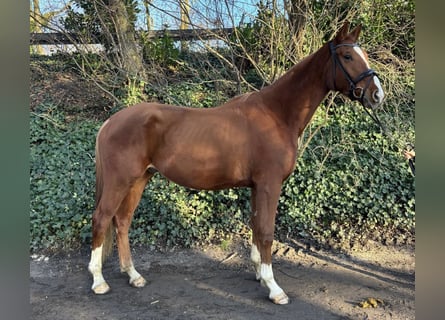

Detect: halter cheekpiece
[329, 41, 378, 103]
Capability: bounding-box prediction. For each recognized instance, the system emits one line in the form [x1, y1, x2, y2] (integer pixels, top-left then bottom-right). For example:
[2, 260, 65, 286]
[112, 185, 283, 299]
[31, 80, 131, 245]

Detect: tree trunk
[30, 0, 44, 54]
[285, 0, 308, 56]
[179, 0, 191, 51]
[31, 0, 72, 55]
[108, 0, 146, 80]
[142, 0, 153, 32]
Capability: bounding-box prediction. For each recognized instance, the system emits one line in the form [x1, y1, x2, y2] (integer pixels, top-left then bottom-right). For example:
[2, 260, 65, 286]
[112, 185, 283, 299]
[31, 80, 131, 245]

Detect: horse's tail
[94, 126, 104, 208]
[94, 120, 115, 263]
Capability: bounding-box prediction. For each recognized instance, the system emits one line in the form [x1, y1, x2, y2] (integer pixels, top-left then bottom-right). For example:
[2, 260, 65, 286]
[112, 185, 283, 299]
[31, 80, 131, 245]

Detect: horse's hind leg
[114, 174, 152, 288]
[88, 187, 127, 294]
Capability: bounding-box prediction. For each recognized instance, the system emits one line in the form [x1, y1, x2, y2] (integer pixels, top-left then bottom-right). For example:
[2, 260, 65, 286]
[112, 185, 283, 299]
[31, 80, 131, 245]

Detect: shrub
[29, 99, 414, 253]
[277, 104, 415, 248]
[30, 104, 99, 252]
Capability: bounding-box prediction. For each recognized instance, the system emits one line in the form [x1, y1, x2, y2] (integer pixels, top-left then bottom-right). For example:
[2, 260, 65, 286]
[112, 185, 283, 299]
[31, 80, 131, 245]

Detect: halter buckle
[352, 86, 364, 100]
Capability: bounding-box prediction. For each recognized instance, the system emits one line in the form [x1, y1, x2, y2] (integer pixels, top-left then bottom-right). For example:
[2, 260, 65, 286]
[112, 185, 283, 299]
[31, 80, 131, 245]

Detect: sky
[38, 0, 260, 31]
[33, 0, 261, 54]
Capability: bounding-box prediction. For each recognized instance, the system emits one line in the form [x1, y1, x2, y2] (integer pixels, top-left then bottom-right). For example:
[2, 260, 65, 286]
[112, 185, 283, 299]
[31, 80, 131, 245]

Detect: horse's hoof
[92, 282, 111, 295]
[270, 292, 289, 305]
[130, 276, 147, 288]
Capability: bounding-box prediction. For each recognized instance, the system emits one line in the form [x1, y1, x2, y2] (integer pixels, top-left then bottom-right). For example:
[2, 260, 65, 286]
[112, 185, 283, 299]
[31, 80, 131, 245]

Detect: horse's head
[329, 22, 384, 109]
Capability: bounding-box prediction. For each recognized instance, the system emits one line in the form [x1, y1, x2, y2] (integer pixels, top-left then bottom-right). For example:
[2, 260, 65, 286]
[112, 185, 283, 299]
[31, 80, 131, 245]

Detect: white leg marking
[250, 244, 261, 280]
[88, 245, 111, 294]
[260, 263, 289, 304]
[123, 264, 147, 288]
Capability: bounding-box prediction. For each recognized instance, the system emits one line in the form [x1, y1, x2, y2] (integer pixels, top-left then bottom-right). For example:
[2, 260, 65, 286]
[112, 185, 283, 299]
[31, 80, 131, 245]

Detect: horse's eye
[344, 54, 352, 61]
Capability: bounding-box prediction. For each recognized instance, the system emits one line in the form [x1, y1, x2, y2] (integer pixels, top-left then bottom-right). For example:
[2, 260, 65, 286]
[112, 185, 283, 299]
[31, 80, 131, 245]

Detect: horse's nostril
[373, 90, 381, 103]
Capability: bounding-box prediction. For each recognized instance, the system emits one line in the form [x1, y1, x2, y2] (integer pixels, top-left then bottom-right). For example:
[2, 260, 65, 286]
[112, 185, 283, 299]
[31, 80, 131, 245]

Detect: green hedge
[278, 104, 415, 248]
[30, 104, 99, 251]
[30, 101, 414, 252]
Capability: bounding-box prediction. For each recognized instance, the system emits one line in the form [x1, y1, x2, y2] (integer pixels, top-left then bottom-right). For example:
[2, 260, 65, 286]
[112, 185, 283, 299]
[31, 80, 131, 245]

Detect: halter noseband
[329, 41, 377, 103]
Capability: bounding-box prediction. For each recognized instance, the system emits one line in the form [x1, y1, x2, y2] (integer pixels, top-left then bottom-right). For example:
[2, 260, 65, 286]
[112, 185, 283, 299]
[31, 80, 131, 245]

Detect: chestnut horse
[88, 22, 384, 304]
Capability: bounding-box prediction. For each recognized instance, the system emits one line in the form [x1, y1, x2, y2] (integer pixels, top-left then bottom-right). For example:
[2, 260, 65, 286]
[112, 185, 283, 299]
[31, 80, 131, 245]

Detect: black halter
[329, 41, 377, 104]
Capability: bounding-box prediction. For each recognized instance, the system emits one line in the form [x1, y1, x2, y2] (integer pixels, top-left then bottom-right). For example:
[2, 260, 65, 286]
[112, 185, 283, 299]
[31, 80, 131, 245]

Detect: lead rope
[361, 103, 386, 134]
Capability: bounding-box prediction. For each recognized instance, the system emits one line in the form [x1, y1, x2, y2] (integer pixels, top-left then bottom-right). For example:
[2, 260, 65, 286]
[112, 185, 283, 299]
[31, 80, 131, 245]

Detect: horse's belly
[152, 150, 251, 190]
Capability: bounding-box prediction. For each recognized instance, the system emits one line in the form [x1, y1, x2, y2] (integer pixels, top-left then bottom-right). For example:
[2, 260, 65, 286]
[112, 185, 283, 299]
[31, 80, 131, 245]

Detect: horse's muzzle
[362, 76, 384, 109]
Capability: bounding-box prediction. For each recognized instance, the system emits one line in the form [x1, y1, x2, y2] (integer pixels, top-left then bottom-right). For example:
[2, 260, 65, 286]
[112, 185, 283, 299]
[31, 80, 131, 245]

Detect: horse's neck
[260, 45, 331, 137]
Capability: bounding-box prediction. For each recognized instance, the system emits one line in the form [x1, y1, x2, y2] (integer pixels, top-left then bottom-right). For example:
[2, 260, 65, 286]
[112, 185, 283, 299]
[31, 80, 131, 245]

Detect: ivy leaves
[30, 102, 414, 252]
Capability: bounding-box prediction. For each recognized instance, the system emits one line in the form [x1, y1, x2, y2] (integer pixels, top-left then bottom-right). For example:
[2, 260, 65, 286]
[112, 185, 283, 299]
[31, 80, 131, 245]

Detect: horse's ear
[349, 24, 362, 42]
[334, 21, 350, 42]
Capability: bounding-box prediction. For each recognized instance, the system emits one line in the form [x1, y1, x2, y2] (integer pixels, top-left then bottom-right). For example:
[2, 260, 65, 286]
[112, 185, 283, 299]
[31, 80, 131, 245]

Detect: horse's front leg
[251, 183, 289, 305]
[249, 187, 262, 281]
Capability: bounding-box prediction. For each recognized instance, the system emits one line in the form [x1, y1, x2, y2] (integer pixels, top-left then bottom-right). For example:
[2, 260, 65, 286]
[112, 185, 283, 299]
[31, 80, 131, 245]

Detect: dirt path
[30, 240, 414, 320]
